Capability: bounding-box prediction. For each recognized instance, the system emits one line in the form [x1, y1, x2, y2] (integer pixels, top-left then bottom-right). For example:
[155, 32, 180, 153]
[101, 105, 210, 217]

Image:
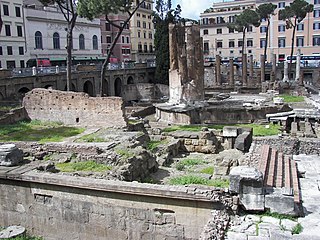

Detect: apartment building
[200, 0, 320, 63]
[100, 13, 132, 62]
[130, 0, 155, 63]
[0, 0, 28, 69]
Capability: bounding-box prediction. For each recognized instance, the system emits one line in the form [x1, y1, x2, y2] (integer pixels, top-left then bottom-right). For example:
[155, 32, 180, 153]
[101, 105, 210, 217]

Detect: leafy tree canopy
[279, 0, 313, 27]
[256, 3, 277, 20]
[228, 9, 260, 32]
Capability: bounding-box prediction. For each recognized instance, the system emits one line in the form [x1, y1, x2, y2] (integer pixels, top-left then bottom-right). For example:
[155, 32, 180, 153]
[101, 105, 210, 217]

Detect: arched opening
[45, 85, 54, 89]
[83, 81, 94, 96]
[35, 31, 43, 49]
[64, 84, 76, 91]
[114, 78, 122, 97]
[18, 87, 30, 99]
[127, 76, 134, 84]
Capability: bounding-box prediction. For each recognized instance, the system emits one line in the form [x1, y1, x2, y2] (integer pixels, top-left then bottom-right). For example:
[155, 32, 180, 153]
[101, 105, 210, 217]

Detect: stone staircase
[259, 144, 301, 215]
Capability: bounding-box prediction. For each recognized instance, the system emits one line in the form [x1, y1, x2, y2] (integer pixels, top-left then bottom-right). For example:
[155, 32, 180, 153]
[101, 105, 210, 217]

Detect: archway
[127, 76, 134, 84]
[114, 78, 122, 97]
[44, 85, 54, 89]
[83, 81, 94, 96]
[18, 87, 30, 100]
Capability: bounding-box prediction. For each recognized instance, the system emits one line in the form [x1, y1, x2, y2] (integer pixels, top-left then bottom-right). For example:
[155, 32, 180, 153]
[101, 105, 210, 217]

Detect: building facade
[100, 13, 132, 62]
[130, 0, 155, 63]
[0, 0, 28, 69]
[200, 0, 320, 64]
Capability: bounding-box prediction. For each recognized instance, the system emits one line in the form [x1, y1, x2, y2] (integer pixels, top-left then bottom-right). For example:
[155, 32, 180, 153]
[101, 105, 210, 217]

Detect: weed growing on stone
[77, 133, 106, 142]
[277, 95, 304, 103]
[56, 160, 111, 172]
[0, 120, 84, 143]
[147, 140, 168, 151]
[258, 210, 297, 221]
[291, 223, 303, 235]
[115, 147, 135, 159]
[169, 175, 229, 187]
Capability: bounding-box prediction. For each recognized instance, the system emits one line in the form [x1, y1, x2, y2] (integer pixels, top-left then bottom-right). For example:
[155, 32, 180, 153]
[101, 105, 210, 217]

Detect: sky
[171, 0, 214, 20]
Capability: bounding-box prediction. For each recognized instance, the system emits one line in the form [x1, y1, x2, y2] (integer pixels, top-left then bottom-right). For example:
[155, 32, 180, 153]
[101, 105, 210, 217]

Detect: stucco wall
[23, 88, 126, 127]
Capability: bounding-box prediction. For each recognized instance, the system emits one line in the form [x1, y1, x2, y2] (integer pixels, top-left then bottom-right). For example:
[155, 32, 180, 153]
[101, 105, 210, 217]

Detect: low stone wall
[23, 88, 127, 127]
[122, 83, 169, 102]
[0, 171, 234, 240]
[0, 107, 29, 125]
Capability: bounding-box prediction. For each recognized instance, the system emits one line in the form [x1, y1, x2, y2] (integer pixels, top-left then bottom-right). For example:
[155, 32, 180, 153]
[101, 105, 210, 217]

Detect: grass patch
[0, 120, 85, 143]
[200, 166, 214, 175]
[175, 158, 204, 171]
[56, 160, 111, 172]
[77, 133, 106, 142]
[147, 140, 168, 151]
[277, 95, 304, 103]
[291, 223, 303, 234]
[115, 147, 135, 159]
[169, 175, 229, 187]
[258, 210, 297, 221]
[11, 236, 43, 240]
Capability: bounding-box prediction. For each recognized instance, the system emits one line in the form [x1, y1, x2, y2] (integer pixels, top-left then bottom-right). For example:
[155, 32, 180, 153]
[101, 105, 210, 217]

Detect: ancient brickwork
[0, 172, 234, 239]
[168, 23, 204, 104]
[0, 107, 29, 125]
[23, 88, 126, 127]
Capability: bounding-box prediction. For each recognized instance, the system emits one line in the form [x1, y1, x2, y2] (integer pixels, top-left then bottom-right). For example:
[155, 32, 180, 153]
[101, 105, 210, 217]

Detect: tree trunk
[288, 17, 297, 78]
[66, 28, 72, 91]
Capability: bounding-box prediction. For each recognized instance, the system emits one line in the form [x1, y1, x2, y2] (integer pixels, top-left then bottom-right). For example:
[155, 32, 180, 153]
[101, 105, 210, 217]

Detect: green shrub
[77, 133, 105, 142]
[115, 148, 135, 159]
[169, 175, 229, 187]
[56, 161, 111, 172]
[200, 166, 214, 175]
[175, 158, 204, 171]
[277, 95, 304, 103]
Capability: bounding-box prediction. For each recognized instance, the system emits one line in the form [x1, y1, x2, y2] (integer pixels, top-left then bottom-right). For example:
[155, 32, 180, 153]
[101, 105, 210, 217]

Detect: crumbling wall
[168, 23, 204, 104]
[0, 107, 29, 125]
[23, 88, 126, 127]
[122, 83, 168, 102]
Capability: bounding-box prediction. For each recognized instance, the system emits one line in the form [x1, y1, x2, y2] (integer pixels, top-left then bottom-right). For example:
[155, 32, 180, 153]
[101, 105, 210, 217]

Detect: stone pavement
[226, 154, 320, 240]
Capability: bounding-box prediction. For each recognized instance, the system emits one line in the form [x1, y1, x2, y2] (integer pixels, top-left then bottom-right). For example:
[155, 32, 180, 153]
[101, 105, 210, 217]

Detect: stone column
[242, 54, 247, 86]
[282, 61, 289, 82]
[260, 55, 265, 84]
[249, 55, 254, 86]
[216, 55, 221, 86]
[299, 68, 304, 86]
[229, 58, 234, 86]
[295, 49, 301, 82]
[271, 53, 276, 82]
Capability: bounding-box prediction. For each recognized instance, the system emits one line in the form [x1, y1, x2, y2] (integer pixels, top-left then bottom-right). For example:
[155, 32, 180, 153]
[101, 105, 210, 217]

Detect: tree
[78, 0, 146, 96]
[279, 0, 313, 76]
[228, 9, 260, 56]
[256, 3, 277, 82]
[40, 0, 78, 91]
[153, 1, 181, 84]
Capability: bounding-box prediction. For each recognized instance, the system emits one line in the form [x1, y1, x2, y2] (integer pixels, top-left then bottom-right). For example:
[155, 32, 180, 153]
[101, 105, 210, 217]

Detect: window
[229, 40, 235, 48]
[92, 35, 98, 49]
[122, 36, 125, 43]
[79, 34, 85, 49]
[19, 46, 24, 55]
[35, 31, 43, 49]
[278, 25, 286, 32]
[229, 28, 234, 33]
[203, 29, 208, 35]
[247, 39, 253, 47]
[122, 48, 130, 54]
[296, 36, 304, 46]
[297, 23, 304, 31]
[138, 43, 142, 52]
[260, 39, 266, 48]
[144, 44, 148, 52]
[314, 22, 320, 30]
[5, 25, 11, 36]
[138, 31, 141, 38]
[7, 46, 13, 55]
[217, 17, 224, 23]
[278, 38, 286, 47]
[238, 40, 243, 47]
[229, 16, 235, 23]
[149, 23, 151, 29]
[17, 26, 23, 37]
[230, 50, 234, 54]
[106, 36, 112, 43]
[137, 20, 141, 27]
[105, 23, 111, 31]
[7, 61, 16, 69]
[204, 42, 209, 54]
[126, 36, 130, 43]
[315, 10, 320, 18]
[3, 5, 9, 16]
[143, 22, 146, 28]
[149, 32, 152, 39]
[143, 32, 146, 39]
[202, 18, 208, 25]
[20, 60, 25, 68]
[248, 50, 252, 54]
[0, 46, 2, 55]
[315, 0, 320, 4]
[15, 6, 21, 17]
[149, 44, 153, 53]
[313, 35, 320, 46]
[53, 32, 60, 49]
[247, 26, 253, 32]
[260, 26, 267, 33]
[278, 2, 285, 8]
[217, 28, 222, 34]
[217, 41, 223, 48]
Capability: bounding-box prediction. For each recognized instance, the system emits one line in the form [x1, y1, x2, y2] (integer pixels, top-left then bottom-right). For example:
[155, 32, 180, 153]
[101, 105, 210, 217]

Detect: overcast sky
[171, 0, 214, 20]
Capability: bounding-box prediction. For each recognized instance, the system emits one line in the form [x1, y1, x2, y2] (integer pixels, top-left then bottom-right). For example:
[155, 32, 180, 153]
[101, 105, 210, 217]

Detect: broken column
[260, 55, 265, 83]
[270, 53, 276, 82]
[0, 144, 23, 166]
[295, 49, 301, 82]
[168, 23, 204, 105]
[229, 58, 234, 86]
[283, 60, 289, 82]
[216, 55, 222, 86]
[249, 55, 254, 86]
[242, 54, 248, 86]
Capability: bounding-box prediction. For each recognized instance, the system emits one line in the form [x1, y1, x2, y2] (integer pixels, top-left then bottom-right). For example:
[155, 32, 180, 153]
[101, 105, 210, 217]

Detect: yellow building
[200, 0, 320, 64]
[130, 0, 155, 63]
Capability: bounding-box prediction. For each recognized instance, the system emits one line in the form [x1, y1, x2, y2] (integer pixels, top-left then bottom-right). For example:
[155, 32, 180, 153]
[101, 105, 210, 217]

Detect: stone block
[235, 131, 252, 152]
[265, 192, 295, 215]
[198, 139, 206, 146]
[184, 139, 192, 145]
[0, 144, 23, 166]
[223, 126, 239, 137]
[192, 139, 199, 146]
